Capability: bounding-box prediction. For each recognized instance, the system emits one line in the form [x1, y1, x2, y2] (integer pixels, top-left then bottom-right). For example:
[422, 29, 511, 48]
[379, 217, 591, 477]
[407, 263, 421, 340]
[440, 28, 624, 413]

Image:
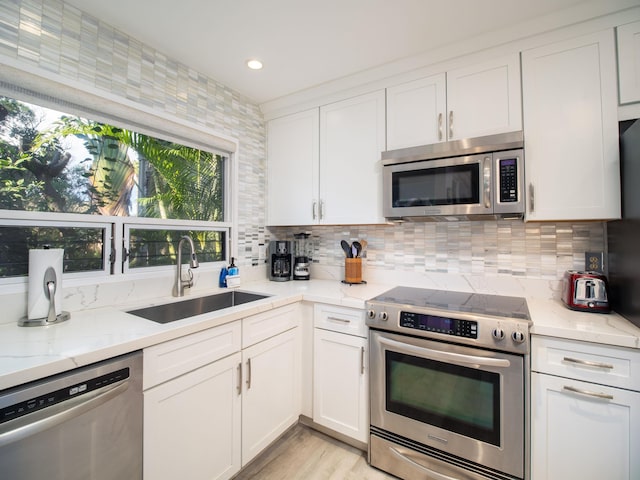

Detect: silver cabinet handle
[360, 346, 365, 375]
[237, 362, 243, 394]
[563, 385, 614, 400]
[438, 113, 443, 141]
[528, 183, 534, 212]
[312, 201, 317, 220]
[327, 316, 351, 324]
[246, 358, 252, 390]
[563, 357, 614, 370]
[483, 156, 491, 208]
[448, 110, 453, 139]
[319, 200, 324, 220]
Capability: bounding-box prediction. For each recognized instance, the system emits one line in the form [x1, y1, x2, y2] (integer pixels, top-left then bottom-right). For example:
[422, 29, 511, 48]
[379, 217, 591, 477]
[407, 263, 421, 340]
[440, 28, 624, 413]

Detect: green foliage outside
[0, 96, 226, 276]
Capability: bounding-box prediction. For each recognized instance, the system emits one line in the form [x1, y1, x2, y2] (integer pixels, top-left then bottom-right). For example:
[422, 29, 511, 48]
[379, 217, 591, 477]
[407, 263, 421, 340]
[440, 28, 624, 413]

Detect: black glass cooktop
[369, 286, 530, 320]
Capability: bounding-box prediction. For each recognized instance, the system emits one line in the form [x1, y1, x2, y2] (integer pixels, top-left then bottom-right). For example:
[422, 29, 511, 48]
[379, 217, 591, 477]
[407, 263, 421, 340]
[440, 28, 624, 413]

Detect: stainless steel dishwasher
[0, 350, 143, 480]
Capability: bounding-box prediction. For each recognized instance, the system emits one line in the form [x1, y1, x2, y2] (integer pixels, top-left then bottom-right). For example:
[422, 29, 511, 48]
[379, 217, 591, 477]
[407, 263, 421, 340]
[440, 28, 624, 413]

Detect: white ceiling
[64, 0, 633, 105]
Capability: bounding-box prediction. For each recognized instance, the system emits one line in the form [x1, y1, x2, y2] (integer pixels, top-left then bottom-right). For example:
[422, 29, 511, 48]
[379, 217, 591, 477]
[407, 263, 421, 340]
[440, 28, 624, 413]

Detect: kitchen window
[0, 94, 231, 280]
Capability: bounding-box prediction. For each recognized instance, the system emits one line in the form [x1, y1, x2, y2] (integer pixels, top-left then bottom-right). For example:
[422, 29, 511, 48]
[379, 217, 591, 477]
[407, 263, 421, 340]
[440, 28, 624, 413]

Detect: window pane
[0, 96, 225, 221]
[128, 229, 225, 269]
[0, 226, 105, 277]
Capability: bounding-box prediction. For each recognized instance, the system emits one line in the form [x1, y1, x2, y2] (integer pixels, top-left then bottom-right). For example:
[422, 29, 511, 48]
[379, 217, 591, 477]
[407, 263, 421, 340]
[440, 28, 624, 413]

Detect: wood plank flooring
[232, 424, 397, 480]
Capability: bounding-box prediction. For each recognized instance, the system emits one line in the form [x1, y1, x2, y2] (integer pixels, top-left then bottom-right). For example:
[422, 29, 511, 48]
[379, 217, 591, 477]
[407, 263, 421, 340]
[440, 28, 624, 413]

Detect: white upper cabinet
[266, 90, 386, 226]
[446, 53, 522, 141]
[617, 20, 640, 104]
[386, 74, 447, 150]
[386, 53, 522, 150]
[522, 29, 621, 221]
[319, 90, 386, 224]
[267, 108, 319, 225]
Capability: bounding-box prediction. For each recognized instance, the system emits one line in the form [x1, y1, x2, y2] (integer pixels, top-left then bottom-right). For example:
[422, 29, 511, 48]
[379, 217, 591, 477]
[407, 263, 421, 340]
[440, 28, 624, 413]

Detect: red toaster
[562, 270, 611, 313]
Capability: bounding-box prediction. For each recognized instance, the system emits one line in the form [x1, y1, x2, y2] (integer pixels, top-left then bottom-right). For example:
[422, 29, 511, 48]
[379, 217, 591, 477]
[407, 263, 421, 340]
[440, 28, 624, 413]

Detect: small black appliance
[269, 240, 292, 282]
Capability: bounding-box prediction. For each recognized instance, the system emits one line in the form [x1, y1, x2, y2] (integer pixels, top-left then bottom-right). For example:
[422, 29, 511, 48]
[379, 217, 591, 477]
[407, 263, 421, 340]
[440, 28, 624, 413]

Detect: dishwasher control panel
[0, 367, 129, 425]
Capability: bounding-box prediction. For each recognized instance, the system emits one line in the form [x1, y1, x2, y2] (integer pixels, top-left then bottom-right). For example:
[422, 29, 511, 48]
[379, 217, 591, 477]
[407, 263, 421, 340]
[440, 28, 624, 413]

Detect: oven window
[392, 164, 479, 207]
[385, 350, 500, 446]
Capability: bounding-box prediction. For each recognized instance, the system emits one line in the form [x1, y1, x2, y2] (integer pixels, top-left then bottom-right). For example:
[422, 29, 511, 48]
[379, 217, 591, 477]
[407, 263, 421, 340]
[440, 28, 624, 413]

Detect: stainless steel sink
[128, 290, 270, 324]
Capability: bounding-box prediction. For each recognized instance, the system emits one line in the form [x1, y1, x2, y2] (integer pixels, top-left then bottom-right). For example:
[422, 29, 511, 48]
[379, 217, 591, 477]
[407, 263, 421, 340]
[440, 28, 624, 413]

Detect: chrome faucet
[172, 235, 199, 297]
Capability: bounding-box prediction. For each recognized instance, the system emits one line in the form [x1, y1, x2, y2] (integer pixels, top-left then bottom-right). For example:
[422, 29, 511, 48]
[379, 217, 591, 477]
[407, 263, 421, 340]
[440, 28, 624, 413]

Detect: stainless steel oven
[366, 287, 531, 480]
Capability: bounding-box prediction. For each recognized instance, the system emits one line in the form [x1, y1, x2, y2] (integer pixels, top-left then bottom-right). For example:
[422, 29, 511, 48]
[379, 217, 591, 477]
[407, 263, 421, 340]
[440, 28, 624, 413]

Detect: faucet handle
[186, 268, 194, 288]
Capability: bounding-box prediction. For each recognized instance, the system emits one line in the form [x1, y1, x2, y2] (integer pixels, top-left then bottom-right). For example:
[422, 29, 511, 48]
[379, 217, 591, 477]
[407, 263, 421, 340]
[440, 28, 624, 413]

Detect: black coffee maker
[268, 240, 292, 281]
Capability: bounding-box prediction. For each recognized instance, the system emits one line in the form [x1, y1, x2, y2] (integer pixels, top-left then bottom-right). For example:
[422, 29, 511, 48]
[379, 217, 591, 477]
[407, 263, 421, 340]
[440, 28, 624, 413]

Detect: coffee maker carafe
[269, 240, 292, 281]
[293, 233, 313, 280]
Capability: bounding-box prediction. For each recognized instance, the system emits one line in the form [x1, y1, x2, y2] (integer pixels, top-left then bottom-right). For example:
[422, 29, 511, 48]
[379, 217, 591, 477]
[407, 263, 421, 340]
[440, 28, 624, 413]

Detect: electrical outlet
[585, 251, 604, 273]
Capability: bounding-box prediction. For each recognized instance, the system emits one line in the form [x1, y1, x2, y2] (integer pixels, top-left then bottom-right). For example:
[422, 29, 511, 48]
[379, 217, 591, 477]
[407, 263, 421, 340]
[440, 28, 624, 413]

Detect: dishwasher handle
[0, 379, 129, 448]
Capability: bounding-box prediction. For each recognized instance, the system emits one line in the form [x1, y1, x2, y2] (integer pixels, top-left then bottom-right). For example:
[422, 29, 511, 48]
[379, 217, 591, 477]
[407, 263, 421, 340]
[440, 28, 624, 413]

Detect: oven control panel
[399, 311, 477, 339]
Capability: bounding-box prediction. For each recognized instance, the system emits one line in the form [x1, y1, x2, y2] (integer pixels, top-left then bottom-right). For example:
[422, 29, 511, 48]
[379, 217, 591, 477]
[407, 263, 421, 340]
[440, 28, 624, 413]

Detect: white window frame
[122, 222, 230, 275]
[0, 64, 240, 287]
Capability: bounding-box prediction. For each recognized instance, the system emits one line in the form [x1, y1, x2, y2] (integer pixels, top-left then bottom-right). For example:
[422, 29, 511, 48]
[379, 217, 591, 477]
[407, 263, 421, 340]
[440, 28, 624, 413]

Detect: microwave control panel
[498, 158, 518, 203]
[399, 311, 478, 339]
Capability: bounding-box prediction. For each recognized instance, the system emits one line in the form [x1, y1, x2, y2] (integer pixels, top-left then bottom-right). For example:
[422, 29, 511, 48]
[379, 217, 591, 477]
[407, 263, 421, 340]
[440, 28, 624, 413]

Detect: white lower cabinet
[313, 304, 368, 443]
[144, 305, 301, 480]
[531, 336, 640, 480]
[241, 327, 301, 464]
[144, 351, 242, 480]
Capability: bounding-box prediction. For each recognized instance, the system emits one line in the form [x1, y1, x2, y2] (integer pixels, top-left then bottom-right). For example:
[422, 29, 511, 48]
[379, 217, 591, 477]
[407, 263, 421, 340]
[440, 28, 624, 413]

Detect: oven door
[370, 330, 525, 479]
[383, 154, 492, 218]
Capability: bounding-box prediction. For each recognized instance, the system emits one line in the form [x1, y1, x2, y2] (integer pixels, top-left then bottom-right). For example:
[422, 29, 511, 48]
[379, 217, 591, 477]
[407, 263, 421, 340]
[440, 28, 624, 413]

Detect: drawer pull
[327, 316, 351, 324]
[563, 385, 614, 401]
[563, 357, 614, 370]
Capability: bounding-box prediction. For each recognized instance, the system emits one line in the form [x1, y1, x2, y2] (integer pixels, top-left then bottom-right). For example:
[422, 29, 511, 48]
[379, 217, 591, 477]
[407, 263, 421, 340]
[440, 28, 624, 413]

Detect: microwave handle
[378, 336, 511, 368]
[483, 157, 491, 208]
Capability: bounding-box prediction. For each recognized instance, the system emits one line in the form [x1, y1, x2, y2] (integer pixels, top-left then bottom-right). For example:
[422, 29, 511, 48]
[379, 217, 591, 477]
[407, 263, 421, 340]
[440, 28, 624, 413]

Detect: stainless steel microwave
[382, 131, 525, 220]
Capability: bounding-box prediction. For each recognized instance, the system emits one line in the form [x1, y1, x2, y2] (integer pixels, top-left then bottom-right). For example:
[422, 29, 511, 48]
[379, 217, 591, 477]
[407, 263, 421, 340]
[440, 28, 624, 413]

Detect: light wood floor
[232, 424, 397, 480]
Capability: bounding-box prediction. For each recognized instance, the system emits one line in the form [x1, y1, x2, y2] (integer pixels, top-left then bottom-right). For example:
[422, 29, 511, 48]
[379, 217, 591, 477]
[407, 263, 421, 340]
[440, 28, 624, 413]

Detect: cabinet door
[522, 30, 620, 221]
[387, 74, 446, 150]
[531, 372, 640, 480]
[617, 21, 640, 104]
[267, 108, 319, 225]
[313, 328, 368, 443]
[242, 327, 301, 465]
[144, 352, 242, 480]
[319, 90, 386, 224]
[446, 53, 522, 140]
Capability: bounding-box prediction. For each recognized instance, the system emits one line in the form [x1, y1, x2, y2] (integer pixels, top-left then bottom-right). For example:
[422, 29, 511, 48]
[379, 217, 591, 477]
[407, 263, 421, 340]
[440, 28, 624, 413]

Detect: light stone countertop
[1, 278, 639, 391]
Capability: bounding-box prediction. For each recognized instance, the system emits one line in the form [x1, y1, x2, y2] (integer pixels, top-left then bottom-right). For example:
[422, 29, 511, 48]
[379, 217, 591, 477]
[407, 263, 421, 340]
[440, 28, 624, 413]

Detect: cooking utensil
[341, 240, 352, 258]
[352, 241, 362, 258]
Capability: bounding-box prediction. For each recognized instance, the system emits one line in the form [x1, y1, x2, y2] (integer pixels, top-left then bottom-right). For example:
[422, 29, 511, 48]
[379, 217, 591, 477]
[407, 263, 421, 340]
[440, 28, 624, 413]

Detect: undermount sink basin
[128, 290, 270, 324]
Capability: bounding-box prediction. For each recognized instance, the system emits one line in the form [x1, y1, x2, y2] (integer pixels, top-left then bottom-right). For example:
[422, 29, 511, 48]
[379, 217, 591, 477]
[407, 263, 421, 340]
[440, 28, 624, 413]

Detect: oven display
[399, 311, 477, 338]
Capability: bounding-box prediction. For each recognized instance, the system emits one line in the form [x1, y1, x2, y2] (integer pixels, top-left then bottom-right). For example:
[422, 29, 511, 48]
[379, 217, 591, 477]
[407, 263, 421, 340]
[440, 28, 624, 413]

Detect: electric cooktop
[369, 286, 530, 320]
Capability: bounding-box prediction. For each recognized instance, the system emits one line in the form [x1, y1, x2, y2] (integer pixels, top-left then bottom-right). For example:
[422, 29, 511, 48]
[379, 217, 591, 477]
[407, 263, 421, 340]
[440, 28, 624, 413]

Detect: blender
[293, 233, 313, 280]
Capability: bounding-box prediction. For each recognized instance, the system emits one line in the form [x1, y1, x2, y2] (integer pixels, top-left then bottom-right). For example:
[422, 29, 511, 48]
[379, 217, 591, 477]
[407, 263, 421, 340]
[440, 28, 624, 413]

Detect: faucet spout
[172, 235, 199, 297]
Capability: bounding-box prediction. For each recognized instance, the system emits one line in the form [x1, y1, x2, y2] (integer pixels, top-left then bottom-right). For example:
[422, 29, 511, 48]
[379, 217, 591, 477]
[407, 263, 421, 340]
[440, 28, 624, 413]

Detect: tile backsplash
[269, 220, 606, 281]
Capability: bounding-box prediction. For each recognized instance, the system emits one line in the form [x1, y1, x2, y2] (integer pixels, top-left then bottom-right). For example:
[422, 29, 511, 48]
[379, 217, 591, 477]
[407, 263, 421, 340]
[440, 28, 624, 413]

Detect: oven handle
[389, 446, 476, 480]
[378, 336, 511, 368]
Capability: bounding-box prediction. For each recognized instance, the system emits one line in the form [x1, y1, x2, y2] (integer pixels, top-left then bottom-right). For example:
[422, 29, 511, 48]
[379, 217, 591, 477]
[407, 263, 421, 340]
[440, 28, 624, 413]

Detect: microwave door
[384, 154, 493, 218]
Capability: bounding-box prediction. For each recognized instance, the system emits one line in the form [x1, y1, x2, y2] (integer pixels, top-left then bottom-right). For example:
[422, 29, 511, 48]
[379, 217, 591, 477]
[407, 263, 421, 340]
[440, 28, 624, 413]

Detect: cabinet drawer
[144, 321, 241, 390]
[314, 303, 366, 337]
[532, 336, 640, 391]
[242, 303, 299, 348]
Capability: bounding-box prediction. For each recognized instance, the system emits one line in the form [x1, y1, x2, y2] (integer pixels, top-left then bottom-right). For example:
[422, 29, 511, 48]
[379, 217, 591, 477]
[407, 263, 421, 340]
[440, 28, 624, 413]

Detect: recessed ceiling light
[247, 59, 263, 70]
